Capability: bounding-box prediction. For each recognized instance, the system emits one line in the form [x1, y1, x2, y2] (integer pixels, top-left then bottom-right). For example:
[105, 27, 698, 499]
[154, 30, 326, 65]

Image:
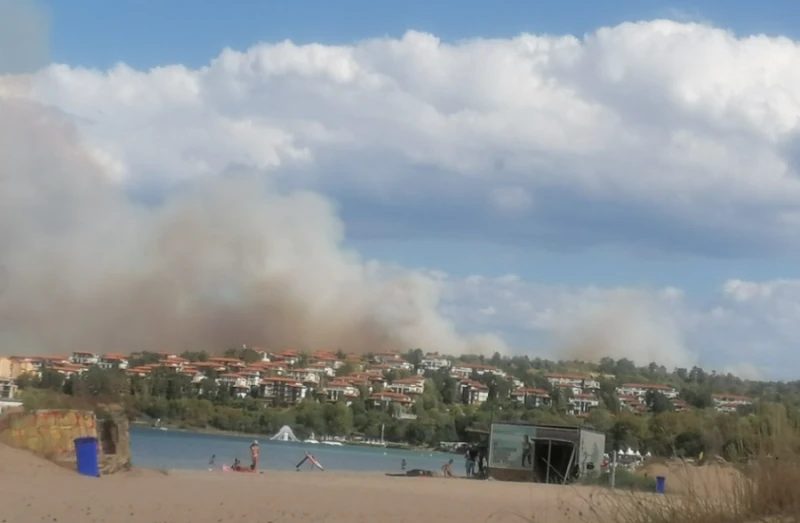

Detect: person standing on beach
[250, 440, 260, 471]
[521, 435, 533, 467]
[465, 447, 477, 477]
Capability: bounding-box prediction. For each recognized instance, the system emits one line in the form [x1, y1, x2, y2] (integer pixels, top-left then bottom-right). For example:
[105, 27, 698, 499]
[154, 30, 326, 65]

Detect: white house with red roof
[385, 377, 425, 396]
[458, 379, 489, 405]
[287, 368, 320, 385]
[97, 354, 129, 370]
[510, 387, 551, 407]
[418, 354, 451, 373]
[367, 391, 413, 408]
[568, 393, 600, 415]
[70, 351, 98, 366]
[617, 383, 678, 399]
[324, 380, 360, 403]
[712, 393, 754, 413]
[260, 377, 306, 403]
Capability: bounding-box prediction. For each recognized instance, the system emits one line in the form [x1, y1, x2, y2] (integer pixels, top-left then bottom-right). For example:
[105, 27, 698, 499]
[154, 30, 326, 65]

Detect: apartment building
[418, 355, 451, 373]
[249, 361, 288, 376]
[311, 351, 344, 370]
[510, 387, 551, 407]
[97, 354, 129, 371]
[324, 380, 360, 403]
[238, 368, 263, 387]
[273, 351, 300, 366]
[0, 356, 39, 380]
[712, 393, 754, 413]
[371, 351, 404, 365]
[557, 383, 583, 397]
[70, 351, 99, 366]
[217, 373, 251, 398]
[260, 377, 307, 404]
[617, 383, 678, 399]
[287, 369, 320, 386]
[308, 362, 336, 377]
[367, 391, 413, 408]
[618, 395, 647, 413]
[542, 373, 600, 392]
[385, 377, 425, 396]
[459, 379, 489, 405]
[207, 357, 246, 372]
[50, 363, 88, 377]
[0, 378, 18, 400]
[450, 363, 504, 379]
[568, 393, 600, 416]
[543, 373, 586, 388]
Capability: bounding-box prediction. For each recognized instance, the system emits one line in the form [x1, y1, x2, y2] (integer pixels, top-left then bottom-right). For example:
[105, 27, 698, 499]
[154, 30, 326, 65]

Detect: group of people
[212, 440, 261, 472]
[464, 445, 486, 478]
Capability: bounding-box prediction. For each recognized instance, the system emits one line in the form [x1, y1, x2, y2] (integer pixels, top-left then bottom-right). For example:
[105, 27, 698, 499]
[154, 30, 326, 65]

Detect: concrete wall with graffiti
[0, 409, 97, 461]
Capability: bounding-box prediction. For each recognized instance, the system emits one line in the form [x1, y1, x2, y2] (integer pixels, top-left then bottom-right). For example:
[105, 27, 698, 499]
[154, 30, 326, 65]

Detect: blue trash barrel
[74, 437, 100, 477]
[655, 475, 666, 494]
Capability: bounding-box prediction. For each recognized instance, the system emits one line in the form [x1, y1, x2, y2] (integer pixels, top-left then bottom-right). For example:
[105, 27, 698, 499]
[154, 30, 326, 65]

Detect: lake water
[131, 427, 462, 475]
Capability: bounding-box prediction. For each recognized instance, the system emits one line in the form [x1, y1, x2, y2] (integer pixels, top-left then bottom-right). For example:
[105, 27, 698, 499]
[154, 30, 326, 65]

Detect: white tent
[270, 425, 300, 442]
[626, 448, 635, 456]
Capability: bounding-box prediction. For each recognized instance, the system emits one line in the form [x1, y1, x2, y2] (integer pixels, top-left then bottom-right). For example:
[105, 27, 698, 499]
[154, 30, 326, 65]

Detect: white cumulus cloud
[21, 20, 800, 254]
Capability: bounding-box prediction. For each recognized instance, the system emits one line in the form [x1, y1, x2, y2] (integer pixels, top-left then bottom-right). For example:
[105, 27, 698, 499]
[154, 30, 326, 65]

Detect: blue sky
[43, 0, 800, 71]
[37, 0, 800, 290]
[7, 0, 800, 376]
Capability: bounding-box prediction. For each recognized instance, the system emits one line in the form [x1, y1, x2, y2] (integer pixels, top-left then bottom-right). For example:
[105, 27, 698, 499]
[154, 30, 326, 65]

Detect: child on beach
[441, 459, 454, 477]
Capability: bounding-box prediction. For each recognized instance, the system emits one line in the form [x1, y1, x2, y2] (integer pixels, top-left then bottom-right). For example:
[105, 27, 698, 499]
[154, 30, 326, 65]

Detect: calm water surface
[131, 427, 461, 475]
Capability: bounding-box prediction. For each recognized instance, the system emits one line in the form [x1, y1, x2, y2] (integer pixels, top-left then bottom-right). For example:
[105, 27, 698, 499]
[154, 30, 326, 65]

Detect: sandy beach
[1, 443, 610, 523]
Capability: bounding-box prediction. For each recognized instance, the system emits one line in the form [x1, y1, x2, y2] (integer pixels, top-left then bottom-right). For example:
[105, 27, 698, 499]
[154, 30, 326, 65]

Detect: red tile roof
[621, 383, 674, 390]
[368, 391, 412, 403]
[511, 387, 549, 396]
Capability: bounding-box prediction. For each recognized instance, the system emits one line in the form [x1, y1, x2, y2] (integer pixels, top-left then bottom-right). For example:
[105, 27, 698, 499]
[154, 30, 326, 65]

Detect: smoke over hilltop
[0, 1, 506, 356]
[0, 92, 507, 356]
[554, 290, 697, 369]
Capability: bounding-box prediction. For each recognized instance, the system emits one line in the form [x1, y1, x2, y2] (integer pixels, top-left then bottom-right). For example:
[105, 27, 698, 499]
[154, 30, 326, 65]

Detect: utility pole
[610, 450, 617, 489]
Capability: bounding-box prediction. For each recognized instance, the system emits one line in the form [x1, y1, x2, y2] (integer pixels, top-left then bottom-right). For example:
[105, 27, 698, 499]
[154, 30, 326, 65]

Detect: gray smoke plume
[0, 91, 507, 356]
[554, 290, 696, 369]
[0, 2, 506, 357]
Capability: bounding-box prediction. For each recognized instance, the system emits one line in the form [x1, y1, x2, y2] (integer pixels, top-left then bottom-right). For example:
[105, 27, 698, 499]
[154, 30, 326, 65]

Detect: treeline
[128, 347, 800, 403]
[15, 357, 800, 457]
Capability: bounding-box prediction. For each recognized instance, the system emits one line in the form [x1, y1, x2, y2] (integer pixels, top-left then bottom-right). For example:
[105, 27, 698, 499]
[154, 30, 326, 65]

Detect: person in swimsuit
[250, 440, 260, 471]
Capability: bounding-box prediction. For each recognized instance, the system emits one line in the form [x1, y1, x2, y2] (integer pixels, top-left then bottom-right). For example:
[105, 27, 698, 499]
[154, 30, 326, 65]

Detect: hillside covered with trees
[11, 348, 800, 459]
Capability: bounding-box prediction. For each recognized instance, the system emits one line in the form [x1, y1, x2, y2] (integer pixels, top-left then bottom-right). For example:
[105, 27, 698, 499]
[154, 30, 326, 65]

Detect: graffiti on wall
[0, 409, 97, 460]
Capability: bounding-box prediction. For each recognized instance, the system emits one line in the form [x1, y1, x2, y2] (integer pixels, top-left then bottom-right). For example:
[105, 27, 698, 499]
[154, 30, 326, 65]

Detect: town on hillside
[0, 348, 756, 418]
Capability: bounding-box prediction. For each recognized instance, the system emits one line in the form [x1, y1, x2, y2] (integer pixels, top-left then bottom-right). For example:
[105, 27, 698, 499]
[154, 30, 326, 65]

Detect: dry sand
[1, 443, 613, 523]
